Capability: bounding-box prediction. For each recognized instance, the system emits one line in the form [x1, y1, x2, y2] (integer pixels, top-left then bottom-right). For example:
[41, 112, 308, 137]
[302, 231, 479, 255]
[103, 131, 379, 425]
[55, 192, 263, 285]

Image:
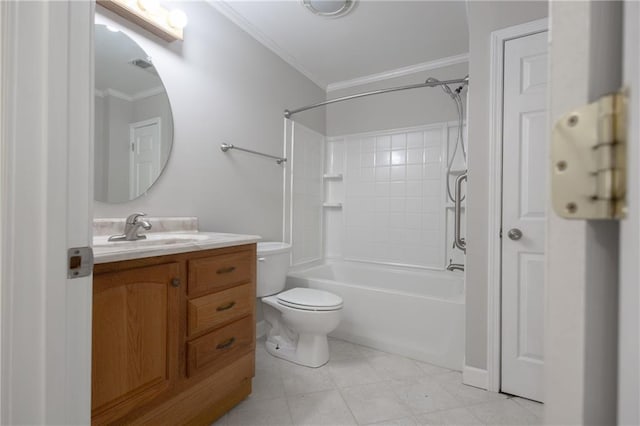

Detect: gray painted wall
[94, 95, 107, 200]
[94, 1, 325, 242]
[326, 62, 468, 136]
[106, 95, 132, 201]
[465, 1, 548, 370]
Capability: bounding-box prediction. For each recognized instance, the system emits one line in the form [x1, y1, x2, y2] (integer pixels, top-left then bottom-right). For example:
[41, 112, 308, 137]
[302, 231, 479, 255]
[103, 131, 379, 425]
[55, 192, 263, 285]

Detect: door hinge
[68, 247, 94, 279]
[551, 89, 627, 219]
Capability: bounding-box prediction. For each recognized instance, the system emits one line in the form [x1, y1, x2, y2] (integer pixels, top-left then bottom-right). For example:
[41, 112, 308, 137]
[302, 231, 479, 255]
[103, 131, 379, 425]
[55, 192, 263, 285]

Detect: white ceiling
[210, 0, 469, 90]
[95, 24, 165, 96]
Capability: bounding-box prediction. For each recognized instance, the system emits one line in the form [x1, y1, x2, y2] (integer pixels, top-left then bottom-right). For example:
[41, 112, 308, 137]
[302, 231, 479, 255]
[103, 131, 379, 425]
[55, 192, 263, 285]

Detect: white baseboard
[256, 320, 267, 339]
[463, 365, 489, 390]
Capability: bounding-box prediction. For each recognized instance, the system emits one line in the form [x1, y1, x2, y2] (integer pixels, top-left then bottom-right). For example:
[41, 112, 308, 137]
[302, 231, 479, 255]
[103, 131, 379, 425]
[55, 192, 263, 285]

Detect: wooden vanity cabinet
[92, 244, 256, 425]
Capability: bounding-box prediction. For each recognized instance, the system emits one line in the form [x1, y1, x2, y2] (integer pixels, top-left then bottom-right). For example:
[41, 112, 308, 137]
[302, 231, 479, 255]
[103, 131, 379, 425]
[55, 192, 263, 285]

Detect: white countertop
[93, 231, 261, 264]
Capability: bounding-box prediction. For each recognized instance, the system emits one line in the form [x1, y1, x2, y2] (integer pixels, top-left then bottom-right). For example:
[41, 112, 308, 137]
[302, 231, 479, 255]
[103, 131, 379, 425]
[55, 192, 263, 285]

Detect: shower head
[426, 77, 455, 99]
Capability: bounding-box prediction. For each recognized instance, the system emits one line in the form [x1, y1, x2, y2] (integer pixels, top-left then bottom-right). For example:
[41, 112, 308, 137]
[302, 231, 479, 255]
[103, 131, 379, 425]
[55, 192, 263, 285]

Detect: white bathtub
[286, 261, 464, 371]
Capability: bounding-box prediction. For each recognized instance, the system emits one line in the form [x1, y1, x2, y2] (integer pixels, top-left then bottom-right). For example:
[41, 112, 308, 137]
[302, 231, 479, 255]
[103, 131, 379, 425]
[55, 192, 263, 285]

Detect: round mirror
[94, 24, 174, 203]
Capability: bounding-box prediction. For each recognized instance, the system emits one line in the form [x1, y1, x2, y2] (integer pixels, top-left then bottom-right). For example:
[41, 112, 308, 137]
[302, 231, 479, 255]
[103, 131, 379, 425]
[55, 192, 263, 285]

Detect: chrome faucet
[446, 259, 465, 272]
[108, 212, 152, 241]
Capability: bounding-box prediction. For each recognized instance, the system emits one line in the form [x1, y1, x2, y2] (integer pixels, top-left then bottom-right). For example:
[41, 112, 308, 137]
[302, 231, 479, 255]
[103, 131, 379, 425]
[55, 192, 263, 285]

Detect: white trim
[206, 0, 326, 90]
[618, 1, 640, 423]
[96, 86, 165, 102]
[104, 87, 133, 102]
[326, 53, 469, 92]
[463, 365, 489, 390]
[0, 1, 4, 419]
[486, 18, 548, 394]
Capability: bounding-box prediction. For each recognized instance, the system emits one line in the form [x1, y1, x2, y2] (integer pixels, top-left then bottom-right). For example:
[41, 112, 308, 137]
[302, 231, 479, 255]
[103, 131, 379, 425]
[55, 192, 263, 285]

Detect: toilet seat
[276, 288, 343, 312]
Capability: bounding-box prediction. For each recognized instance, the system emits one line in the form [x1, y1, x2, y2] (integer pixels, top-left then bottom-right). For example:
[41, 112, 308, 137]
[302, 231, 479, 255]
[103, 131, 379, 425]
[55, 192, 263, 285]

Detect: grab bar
[454, 172, 467, 253]
[220, 143, 287, 165]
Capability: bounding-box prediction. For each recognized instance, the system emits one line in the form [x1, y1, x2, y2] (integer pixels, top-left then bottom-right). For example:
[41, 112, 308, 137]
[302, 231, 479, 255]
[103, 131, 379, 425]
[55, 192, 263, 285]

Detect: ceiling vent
[129, 57, 158, 76]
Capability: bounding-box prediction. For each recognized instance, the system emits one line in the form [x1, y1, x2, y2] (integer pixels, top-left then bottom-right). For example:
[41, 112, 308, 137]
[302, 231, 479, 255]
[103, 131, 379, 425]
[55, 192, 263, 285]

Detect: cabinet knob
[171, 278, 181, 287]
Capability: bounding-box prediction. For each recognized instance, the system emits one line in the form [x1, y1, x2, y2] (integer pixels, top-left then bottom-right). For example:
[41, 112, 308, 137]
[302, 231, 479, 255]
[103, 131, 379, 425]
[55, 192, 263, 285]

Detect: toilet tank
[256, 242, 292, 297]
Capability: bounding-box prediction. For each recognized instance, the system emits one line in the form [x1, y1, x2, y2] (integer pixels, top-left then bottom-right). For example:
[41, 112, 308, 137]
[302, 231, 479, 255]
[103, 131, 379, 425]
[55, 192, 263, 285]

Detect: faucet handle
[126, 212, 147, 224]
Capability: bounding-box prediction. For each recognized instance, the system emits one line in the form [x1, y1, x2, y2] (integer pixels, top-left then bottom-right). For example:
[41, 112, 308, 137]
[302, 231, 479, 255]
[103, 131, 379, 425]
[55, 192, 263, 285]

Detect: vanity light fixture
[97, 0, 187, 42]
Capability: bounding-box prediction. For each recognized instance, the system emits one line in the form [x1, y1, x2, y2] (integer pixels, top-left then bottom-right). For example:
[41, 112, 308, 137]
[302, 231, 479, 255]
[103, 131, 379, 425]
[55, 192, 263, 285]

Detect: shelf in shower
[322, 203, 343, 208]
[323, 173, 343, 180]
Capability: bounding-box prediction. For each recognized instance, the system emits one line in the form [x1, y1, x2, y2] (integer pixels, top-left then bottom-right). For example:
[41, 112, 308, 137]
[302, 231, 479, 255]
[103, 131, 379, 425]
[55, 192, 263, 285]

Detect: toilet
[257, 242, 343, 368]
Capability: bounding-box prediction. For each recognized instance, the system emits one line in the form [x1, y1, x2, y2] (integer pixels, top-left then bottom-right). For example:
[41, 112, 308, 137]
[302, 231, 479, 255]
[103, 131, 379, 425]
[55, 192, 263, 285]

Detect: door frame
[486, 18, 548, 393]
[129, 116, 162, 198]
[618, 0, 640, 422]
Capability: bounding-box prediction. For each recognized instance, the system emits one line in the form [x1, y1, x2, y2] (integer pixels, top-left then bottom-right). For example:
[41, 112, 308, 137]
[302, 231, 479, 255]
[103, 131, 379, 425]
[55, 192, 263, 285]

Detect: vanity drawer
[187, 283, 253, 337]
[186, 316, 254, 378]
[187, 249, 253, 297]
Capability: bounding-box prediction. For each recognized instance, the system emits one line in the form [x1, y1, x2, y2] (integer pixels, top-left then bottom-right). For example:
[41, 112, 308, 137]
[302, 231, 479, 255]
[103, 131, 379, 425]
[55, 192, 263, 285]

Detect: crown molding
[206, 0, 327, 90]
[104, 88, 133, 102]
[94, 86, 165, 102]
[132, 85, 165, 101]
[326, 53, 469, 92]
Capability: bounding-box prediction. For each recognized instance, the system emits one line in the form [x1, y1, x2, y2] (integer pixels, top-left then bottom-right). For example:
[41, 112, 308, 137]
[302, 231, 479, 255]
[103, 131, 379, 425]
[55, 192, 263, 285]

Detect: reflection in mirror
[94, 24, 174, 203]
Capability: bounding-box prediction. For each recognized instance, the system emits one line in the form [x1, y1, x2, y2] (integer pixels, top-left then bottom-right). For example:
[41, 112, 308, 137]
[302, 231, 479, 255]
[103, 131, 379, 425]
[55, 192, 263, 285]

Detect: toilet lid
[277, 288, 343, 311]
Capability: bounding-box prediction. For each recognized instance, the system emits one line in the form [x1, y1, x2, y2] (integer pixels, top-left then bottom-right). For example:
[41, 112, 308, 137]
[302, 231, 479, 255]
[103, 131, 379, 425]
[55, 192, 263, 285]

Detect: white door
[1, 1, 94, 423]
[501, 30, 548, 402]
[129, 117, 161, 198]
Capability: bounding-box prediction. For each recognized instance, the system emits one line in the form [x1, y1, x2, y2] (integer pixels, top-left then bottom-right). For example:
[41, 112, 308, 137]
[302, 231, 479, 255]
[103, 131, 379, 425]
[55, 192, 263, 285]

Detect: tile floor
[214, 338, 544, 425]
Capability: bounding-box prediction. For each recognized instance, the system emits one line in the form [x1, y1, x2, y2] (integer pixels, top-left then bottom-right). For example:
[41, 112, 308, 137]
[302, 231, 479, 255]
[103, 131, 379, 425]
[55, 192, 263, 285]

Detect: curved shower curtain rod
[284, 75, 469, 118]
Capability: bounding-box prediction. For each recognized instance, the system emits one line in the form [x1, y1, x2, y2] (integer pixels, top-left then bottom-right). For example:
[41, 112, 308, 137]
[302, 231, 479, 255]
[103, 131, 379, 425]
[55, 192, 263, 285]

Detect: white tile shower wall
[290, 122, 324, 266]
[340, 124, 454, 269]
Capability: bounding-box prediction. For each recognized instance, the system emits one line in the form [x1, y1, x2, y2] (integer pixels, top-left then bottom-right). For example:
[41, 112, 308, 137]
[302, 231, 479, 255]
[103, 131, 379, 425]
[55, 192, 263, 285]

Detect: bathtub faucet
[446, 259, 464, 272]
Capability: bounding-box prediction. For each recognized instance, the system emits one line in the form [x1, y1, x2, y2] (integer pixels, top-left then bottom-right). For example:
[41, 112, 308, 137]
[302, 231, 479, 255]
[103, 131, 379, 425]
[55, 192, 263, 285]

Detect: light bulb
[167, 9, 188, 30]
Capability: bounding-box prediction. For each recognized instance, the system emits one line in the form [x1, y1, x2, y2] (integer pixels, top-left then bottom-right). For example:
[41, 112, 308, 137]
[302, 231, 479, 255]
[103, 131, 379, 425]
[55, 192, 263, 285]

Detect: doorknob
[507, 228, 523, 241]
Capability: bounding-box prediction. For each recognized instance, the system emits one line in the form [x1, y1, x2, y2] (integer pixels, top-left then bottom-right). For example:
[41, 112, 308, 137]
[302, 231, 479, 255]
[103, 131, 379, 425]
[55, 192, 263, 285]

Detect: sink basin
[93, 232, 212, 249]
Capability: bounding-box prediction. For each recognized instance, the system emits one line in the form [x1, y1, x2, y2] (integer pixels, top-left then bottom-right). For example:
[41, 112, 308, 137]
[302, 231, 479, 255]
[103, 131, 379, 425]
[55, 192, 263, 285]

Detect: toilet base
[265, 333, 330, 368]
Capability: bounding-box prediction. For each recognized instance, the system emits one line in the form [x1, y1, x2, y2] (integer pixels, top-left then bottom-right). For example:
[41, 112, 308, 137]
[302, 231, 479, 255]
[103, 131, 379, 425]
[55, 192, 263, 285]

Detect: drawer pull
[216, 266, 236, 275]
[216, 301, 236, 311]
[216, 337, 236, 350]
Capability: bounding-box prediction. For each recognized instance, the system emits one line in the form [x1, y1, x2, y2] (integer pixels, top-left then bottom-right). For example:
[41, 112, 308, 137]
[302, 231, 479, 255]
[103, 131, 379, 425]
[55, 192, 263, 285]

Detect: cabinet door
[92, 262, 180, 420]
